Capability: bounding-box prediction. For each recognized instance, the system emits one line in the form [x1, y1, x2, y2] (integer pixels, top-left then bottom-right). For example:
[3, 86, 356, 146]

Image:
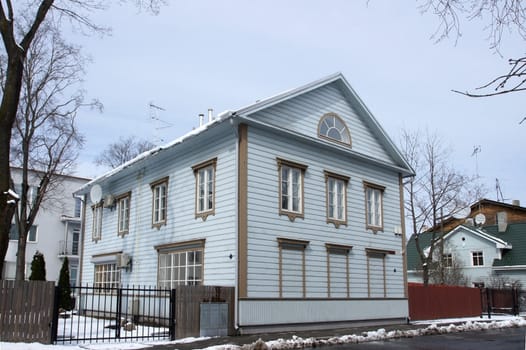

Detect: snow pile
[204, 318, 526, 350]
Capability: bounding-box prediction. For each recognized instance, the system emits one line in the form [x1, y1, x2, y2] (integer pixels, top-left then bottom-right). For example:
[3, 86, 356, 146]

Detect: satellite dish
[475, 213, 486, 226]
[90, 184, 102, 204]
[453, 207, 471, 219]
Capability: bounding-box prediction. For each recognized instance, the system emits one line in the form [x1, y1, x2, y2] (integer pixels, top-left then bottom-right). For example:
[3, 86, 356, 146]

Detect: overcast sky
[70, 1, 525, 205]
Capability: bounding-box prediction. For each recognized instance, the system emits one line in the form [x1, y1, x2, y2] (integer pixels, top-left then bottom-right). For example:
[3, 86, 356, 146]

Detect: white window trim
[117, 193, 131, 236]
[192, 158, 217, 220]
[364, 182, 385, 231]
[155, 239, 206, 288]
[92, 203, 103, 242]
[277, 158, 307, 221]
[151, 177, 169, 228]
[325, 171, 349, 227]
[471, 251, 484, 267]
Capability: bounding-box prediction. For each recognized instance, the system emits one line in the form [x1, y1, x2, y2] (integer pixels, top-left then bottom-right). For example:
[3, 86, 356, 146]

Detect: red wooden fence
[408, 283, 482, 321]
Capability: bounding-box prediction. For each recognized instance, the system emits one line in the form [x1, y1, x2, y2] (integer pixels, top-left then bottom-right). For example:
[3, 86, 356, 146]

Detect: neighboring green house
[407, 222, 526, 288]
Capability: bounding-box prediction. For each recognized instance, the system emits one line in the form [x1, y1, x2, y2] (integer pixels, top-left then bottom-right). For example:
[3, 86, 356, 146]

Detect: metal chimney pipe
[208, 108, 213, 122]
[199, 113, 204, 127]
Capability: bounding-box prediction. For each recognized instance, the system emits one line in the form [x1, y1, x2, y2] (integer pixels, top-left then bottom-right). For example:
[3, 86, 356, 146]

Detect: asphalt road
[329, 327, 526, 349]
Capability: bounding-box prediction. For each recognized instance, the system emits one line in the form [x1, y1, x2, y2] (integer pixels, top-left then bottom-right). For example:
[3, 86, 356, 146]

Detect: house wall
[81, 125, 238, 287]
[5, 169, 87, 283]
[240, 123, 407, 325]
[444, 230, 500, 286]
[251, 82, 394, 165]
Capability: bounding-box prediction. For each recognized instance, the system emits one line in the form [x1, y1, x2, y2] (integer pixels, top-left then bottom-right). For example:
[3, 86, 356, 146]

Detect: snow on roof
[76, 115, 231, 194]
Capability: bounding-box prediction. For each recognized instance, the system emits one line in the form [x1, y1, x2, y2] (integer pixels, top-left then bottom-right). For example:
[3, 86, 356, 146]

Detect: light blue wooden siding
[82, 127, 237, 287]
[246, 126, 405, 299]
[445, 229, 500, 285]
[248, 82, 394, 165]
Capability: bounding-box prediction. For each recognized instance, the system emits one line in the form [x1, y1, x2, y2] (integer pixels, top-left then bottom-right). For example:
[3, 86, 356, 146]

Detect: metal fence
[481, 288, 520, 318]
[2, 282, 235, 344]
[54, 284, 174, 344]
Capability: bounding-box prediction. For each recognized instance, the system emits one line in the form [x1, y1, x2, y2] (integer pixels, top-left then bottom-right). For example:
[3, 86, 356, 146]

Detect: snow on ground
[1, 316, 525, 350]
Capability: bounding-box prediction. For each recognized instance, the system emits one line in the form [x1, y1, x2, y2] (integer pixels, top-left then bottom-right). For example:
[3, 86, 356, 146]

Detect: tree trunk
[0, 52, 24, 279]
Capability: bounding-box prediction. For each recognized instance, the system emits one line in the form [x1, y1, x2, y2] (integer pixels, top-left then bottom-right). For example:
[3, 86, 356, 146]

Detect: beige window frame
[317, 112, 352, 146]
[277, 158, 308, 221]
[324, 171, 349, 227]
[325, 243, 353, 298]
[277, 237, 309, 298]
[364, 181, 385, 232]
[151, 177, 169, 228]
[192, 158, 217, 220]
[365, 248, 395, 298]
[117, 192, 131, 236]
[155, 239, 205, 288]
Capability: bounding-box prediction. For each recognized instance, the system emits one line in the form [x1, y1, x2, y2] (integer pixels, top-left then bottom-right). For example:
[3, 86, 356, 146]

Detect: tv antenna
[149, 102, 172, 145]
[471, 145, 481, 177]
[496, 178, 506, 202]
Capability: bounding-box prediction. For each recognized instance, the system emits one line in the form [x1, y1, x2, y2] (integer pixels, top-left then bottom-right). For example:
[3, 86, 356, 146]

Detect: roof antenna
[496, 178, 505, 203]
[471, 145, 481, 177]
[149, 102, 171, 145]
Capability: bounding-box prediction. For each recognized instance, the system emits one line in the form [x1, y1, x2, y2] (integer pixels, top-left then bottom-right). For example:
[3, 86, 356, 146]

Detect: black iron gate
[53, 284, 175, 344]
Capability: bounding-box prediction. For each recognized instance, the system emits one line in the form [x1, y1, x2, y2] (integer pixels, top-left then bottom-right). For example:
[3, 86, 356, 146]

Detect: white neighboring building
[3, 168, 90, 285]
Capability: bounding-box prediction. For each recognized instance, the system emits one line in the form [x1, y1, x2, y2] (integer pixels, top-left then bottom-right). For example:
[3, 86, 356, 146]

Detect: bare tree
[419, 0, 526, 97]
[6, 23, 101, 280]
[95, 136, 155, 169]
[428, 244, 469, 286]
[0, 0, 164, 279]
[401, 129, 485, 285]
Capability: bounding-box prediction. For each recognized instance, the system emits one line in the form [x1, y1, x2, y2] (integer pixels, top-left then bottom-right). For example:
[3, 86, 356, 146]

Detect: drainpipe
[229, 116, 240, 331]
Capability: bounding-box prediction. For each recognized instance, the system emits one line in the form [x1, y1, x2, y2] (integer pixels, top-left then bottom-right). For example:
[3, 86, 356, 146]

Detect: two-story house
[407, 199, 526, 288]
[4, 167, 89, 285]
[74, 73, 414, 332]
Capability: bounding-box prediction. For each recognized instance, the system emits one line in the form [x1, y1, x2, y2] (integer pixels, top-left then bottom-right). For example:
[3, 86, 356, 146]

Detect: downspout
[77, 193, 87, 289]
[229, 116, 240, 331]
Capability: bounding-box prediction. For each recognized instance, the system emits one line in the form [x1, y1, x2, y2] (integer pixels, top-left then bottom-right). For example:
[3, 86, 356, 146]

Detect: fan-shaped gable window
[318, 113, 351, 145]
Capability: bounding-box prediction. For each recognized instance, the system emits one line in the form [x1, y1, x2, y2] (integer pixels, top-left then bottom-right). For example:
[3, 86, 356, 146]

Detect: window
[364, 182, 384, 231]
[151, 177, 168, 227]
[156, 240, 205, 288]
[74, 197, 82, 218]
[277, 238, 309, 298]
[325, 171, 349, 227]
[92, 203, 103, 242]
[192, 158, 217, 220]
[318, 113, 351, 145]
[365, 248, 395, 298]
[117, 193, 131, 236]
[472, 251, 484, 266]
[326, 243, 352, 298]
[442, 253, 453, 268]
[9, 223, 37, 242]
[277, 158, 307, 221]
[94, 263, 120, 292]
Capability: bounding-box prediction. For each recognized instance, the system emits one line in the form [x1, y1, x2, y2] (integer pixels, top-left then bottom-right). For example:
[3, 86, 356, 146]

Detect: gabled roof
[76, 73, 414, 195]
[441, 225, 512, 250]
[234, 72, 414, 176]
[407, 223, 526, 271]
[484, 223, 526, 268]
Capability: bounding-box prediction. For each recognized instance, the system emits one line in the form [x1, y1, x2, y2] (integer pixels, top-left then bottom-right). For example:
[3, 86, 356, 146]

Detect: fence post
[50, 286, 60, 344]
[486, 288, 492, 319]
[116, 288, 123, 339]
[169, 289, 176, 341]
[512, 288, 519, 316]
